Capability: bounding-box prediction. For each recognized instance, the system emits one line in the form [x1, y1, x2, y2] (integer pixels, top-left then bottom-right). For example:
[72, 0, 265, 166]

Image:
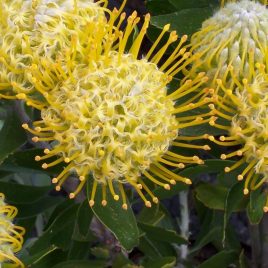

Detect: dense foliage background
[1, 0, 267, 267]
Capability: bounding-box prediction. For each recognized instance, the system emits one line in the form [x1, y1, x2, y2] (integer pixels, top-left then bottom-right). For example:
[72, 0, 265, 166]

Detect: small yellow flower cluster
[189, 0, 268, 211]
[0, 193, 25, 268]
[0, 0, 215, 208]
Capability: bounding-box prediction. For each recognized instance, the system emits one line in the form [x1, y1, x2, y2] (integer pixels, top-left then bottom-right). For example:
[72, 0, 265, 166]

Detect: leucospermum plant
[0, 193, 25, 268]
[189, 0, 268, 211]
[9, 0, 215, 208]
[2, 0, 266, 267]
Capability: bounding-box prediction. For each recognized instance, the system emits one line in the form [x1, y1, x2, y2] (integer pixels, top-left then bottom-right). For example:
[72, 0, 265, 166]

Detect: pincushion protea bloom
[188, 0, 268, 212]
[206, 64, 268, 212]
[209, 64, 268, 212]
[17, 0, 214, 209]
[189, 0, 268, 85]
[0, 0, 101, 102]
[0, 193, 25, 267]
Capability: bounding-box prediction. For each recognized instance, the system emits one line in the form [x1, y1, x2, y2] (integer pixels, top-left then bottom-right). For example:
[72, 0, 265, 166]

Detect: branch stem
[176, 190, 189, 267]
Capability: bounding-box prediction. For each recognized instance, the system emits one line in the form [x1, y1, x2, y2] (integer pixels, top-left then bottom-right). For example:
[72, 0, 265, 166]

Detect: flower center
[41, 52, 178, 183]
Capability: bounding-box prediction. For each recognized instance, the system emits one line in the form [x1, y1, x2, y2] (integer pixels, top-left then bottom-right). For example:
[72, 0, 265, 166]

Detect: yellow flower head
[0, 193, 25, 268]
[207, 63, 268, 212]
[190, 0, 268, 84]
[19, 0, 213, 208]
[0, 0, 102, 100]
[188, 0, 268, 212]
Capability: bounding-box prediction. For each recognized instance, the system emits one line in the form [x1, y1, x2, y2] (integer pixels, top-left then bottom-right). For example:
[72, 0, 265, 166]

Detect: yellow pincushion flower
[187, 0, 268, 212]
[206, 64, 268, 212]
[0, 0, 103, 101]
[18, 1, 213, 208]
[0, 193, 25, 268]
[189, 0, 268, 85]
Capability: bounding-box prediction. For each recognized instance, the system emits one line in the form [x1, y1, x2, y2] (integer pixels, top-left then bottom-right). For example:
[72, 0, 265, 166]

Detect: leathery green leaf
[87, 180, 139, 251]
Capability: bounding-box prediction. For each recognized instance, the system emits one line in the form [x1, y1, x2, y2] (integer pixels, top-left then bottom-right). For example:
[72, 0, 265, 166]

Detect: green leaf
[111, 253, 133, 268]
[147, 0, 176, 16]
[178, 111, 229, 137]
[72, 200, 94, 242]
[67, 241, 91, 260]
[152, 181, 188, 200]
[143, 257, 176, 268]
[198, 250, 237, 268]
[191, 226, 221, 253]
[195, 183, 227, 210]
[180, 160, 233, 180]
[29, 203, 79, 254]
[151, 8, 214, 36]
[1, 148, 63, 174]
[168, 0, 219, 10]
[21, 245, 61, 267]
[52, 260, 106, 268]
[0, 181, 51, 203]
[91, 247, 110, 260]
[153, 160, 233, 199]
[17, 216, 36, 240]
[138, 222, 187, 245]
[217, 166, 246, 188]
[45, 199, 74, 229]
[137, 204, 165, 225]
[225, 182, 248, 215]
[142, 238, 176, 258]
[0, 107, 26, 163]
[87, 181, 139, 251]
[222, 182, 248, 247]
[196, 181, 248, 214]
[76, 201, 93, 236]
[247, 190, 266, 225]
[139, 236, 162, 258]
[16, 196, 63, 218]
[138, 224, 178, 257]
